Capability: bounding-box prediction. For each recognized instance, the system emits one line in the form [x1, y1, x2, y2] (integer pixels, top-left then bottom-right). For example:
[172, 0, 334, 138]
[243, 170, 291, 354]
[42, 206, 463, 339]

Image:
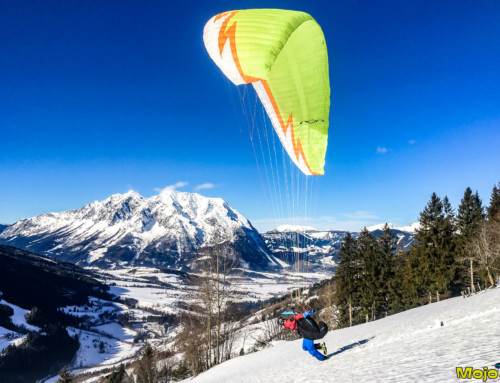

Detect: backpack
[283, 316, 299, 331]
[296, 317, 328, 340]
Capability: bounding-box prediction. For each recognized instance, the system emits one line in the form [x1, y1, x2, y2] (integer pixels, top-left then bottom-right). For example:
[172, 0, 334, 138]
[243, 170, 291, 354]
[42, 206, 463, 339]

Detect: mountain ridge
[0, 224, 9, 235]
[262, 224, 416, 272]
[0, 191, 416, 273]
[0, 190, 280, 271]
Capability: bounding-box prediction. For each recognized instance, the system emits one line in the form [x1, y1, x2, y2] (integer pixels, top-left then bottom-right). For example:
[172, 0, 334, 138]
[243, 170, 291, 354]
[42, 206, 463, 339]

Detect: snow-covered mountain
[0, 190, 279, 270]
[366, 222, 420, 234]
[262, 224, 416, 272]
[0, 224, 9, 235]
[0, 189, 418, 273]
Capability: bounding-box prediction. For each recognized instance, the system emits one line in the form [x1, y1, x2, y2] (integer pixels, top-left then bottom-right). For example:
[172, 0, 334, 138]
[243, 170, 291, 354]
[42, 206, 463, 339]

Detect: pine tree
[334, 232, 361, 327]
[377, 224, 397, 315]
[135, 344, 156, 383]
[404, 193, 458, 306]
[456, 188, 485, 291]
[56, 367, 74, 383]
[487, 182, 500, 221]
[357, 228, 380, 322]
[436, 196, 458, 294]
[108, 364, 126, 383]
[457, 187, 484, 238]
[388, 250, 410, 313]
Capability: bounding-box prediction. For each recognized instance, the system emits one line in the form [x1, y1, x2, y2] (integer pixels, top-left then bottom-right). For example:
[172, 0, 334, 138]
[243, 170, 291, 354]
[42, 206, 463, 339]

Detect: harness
[280, 310, 328, 340]
[282, 313, 303, 332]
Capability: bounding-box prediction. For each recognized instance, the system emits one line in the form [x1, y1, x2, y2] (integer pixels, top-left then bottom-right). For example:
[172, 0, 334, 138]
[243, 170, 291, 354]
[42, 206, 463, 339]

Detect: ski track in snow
[189, 287, 500, 383]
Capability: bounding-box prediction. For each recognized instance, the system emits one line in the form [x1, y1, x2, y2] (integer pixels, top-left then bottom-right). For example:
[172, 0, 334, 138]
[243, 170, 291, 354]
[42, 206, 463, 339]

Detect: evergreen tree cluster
[0, 325, 79, 383]
[334, 183, 500, 328]
[334, 225, 399, 326]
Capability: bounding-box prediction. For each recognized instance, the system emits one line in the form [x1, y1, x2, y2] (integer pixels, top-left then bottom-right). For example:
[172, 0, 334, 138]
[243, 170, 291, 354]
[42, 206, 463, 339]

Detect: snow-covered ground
[0, 299, 40, 332]
[101, 266, 329, 309]
[189, 286, 500, 383]
[0, 296, 41, 352]
[66, 327, 141, 371]
[91, 322, 136, 341]
[44, 296, 150, 382]
[0, 325, 25, 352]
[44, 265, 329, 381]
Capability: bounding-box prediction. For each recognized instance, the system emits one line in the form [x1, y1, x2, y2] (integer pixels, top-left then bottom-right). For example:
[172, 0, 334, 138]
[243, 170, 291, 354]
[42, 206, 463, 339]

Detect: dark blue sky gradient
[1, 0, 499, 230]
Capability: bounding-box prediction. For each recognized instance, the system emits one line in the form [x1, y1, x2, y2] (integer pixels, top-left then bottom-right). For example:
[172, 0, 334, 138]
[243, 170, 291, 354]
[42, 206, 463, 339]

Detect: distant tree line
[334, 182, 500, 327]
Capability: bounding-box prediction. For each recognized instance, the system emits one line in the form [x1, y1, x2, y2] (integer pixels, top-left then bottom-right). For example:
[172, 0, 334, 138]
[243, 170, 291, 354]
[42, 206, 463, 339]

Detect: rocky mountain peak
[0, 191, 278, 271]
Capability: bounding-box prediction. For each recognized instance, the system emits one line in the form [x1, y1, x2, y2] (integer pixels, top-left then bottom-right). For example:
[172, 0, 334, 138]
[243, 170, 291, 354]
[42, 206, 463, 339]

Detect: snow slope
[0, 326, 24, 352]
[190, 287, 500, 383]
[0, 299, 40, 332]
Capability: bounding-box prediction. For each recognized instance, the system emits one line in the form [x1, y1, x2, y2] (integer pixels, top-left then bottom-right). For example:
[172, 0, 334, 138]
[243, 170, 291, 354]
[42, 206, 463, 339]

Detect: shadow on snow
[328, 337, 373, 358]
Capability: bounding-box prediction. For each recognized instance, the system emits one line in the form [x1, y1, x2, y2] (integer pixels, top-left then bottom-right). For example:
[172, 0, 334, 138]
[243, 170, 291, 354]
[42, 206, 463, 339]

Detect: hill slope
[0, 224, 8, 235]
[191, 287, 500, 383]
[0, 245, 110, 311]
[0, 245, 112, 383]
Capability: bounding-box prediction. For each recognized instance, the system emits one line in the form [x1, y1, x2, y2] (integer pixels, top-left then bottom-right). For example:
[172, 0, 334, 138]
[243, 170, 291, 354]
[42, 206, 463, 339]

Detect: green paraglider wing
[203, 9, 330, 175]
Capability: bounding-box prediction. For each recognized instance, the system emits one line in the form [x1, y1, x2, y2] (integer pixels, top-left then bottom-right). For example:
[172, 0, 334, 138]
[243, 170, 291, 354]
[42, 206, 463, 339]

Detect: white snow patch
[0, 326, 25, 352]
[87, 248, 107, 263]
[91, 322, 136, 341]
[367, 222, 420, 233]
[0, 300, 40, 332]
[66, 327, 142, 372]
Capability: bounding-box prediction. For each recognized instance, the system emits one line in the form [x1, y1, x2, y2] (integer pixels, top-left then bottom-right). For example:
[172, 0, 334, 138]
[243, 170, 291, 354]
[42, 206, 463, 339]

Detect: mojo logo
[456, 365, 500, 381]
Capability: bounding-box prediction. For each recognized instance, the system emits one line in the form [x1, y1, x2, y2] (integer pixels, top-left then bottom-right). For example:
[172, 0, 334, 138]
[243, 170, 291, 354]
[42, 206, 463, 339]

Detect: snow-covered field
[43, 264, 327, 382]
[0, 326, 24, 352]
[44, 296, 149, 382]
[42, 265, 329, 381]
[0, 296, 40, 352]
[190, 286, 500, 383]
[66, 327, 141, 371]
[101, 266, 329, 310]
[0, 299, 40, 332]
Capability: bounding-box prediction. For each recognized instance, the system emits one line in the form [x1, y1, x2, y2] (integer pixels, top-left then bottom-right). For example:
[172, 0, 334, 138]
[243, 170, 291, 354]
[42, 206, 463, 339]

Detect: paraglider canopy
[203, 9, 330, 175]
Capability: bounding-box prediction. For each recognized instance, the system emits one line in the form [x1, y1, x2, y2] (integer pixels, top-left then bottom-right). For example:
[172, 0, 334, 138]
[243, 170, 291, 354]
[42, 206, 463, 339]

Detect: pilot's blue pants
[302, 338, 324, 361]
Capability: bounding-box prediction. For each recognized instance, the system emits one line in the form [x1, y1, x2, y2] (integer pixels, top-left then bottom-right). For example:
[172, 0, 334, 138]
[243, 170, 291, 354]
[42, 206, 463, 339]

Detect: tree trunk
[349, 300, 352, 327]
[206, 302, 212, 368]
[487, 267, 495, 287]
[470, 258, 475, 293]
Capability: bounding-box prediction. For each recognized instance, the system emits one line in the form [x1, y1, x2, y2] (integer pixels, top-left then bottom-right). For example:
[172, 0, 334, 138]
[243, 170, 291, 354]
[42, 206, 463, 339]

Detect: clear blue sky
[1, 0, 499, 231]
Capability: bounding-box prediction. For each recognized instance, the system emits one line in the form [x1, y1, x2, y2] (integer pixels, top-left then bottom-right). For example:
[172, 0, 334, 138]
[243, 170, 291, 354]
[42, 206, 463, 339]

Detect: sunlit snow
[189, 287, 500, 383]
